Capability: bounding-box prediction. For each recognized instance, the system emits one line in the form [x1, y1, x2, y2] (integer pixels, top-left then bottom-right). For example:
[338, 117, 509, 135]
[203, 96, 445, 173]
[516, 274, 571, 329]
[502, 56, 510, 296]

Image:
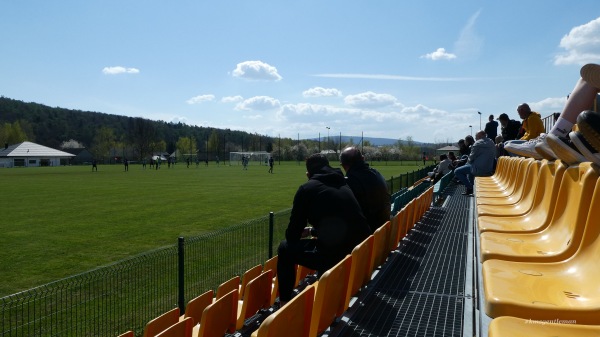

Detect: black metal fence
[1, 170, 426, 337]
[387, 165, 434, 195]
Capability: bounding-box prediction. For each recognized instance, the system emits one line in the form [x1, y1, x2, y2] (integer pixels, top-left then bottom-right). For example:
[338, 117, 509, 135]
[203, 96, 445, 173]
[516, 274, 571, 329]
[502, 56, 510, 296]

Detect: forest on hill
[0, 96, 433, 162]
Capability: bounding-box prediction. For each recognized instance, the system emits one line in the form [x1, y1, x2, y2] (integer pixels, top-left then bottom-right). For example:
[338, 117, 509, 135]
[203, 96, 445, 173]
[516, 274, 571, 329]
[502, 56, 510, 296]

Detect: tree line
[0, 96, 442, 163]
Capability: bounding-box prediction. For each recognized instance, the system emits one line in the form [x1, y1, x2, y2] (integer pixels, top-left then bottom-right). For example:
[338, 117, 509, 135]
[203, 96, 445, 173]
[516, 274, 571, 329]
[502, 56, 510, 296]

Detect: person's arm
[285, 186, 308, 243]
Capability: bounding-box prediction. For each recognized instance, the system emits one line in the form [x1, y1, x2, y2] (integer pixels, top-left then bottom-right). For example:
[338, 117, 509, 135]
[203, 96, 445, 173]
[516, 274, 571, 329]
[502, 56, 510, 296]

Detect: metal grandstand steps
[333, 183, 473, 337]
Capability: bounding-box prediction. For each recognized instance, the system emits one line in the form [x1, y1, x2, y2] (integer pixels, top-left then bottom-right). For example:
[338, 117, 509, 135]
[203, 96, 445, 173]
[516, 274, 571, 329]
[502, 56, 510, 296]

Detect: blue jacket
[468, 137, 496, 176]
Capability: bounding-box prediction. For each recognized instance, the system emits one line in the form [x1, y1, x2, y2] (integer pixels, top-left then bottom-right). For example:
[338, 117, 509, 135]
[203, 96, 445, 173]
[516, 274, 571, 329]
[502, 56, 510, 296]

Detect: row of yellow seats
[474, 156, 600, 333]
[118, 186, 434, 337]
[253, 187, 434, 337]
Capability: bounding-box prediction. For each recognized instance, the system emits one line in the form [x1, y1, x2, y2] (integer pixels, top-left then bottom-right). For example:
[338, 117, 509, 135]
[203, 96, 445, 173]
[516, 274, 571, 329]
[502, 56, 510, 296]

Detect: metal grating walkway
[337, 184, 471, 337]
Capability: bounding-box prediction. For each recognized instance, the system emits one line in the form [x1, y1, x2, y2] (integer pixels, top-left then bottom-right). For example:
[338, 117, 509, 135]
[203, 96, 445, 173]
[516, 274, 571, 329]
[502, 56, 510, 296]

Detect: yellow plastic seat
[477, 159, 540, 207]
[371, 221, 391, 269]
[197, 289, 238, 337]
[142, 307, 180, 337]
[116, 331, 134, 337]
[476, 157, 519, 192]
[236, 270, 273, 330]
[182, 290, 212, 327]
[295, 265, 316, 287]
[402, 201, 414, 237]
[488, 316, 600, 337]
[155, 317, 193, 337]
[251, 285, 315, 337]
[263, 256, 278, 305]
[346, 236, 373, 305]
[394, 206, 408, 244]
[477, 161, 566, 233]
[477, 160, 548, 216]
[388, 211, 400, 252]
[476, 156, 510, 187]
[479, 162, 598, 262]
[215, 276, 240, 301]
[483, 174, 600, 324]
[309, 255, 352, 337]
[477, 158, 533, 198]
[239, 264, 262, 300]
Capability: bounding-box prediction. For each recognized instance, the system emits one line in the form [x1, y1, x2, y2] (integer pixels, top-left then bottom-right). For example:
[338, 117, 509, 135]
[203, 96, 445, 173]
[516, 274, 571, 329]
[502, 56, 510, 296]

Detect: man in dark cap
[497, 113, 521, 141]
[340, 147, 390, 233]
[277, 153, 370, 304]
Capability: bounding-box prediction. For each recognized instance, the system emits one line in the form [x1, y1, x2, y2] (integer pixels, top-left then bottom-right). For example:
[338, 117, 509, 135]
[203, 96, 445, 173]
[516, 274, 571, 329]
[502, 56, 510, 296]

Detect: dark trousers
[277, 239, 342, 302]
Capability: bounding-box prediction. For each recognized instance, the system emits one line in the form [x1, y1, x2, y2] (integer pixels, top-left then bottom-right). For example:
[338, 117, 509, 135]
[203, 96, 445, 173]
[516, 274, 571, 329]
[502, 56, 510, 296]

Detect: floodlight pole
[318, 132, 321, 152]
[326, 127, 330, 150]
[469, 125, 473, 136]
[478, 111, 482, 130]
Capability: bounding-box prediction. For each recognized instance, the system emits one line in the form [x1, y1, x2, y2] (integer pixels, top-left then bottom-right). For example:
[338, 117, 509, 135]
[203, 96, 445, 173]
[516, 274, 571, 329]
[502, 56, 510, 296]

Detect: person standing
[124, 158, 128, 172]
[268, 156, 274, 173]
[92, 159, 98, 172]
[277, 154, 370, 304]
[484, 114, 498, 140]
[340, 147, 390, 233]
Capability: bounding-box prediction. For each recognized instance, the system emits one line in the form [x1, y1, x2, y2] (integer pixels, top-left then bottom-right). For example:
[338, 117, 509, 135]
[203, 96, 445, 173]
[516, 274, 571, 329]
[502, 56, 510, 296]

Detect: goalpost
[229, 151, 271, 165]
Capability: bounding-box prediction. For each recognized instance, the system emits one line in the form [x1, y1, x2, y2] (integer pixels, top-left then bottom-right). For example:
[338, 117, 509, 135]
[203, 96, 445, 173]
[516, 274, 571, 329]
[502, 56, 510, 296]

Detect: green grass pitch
[0, 161, 424, 297]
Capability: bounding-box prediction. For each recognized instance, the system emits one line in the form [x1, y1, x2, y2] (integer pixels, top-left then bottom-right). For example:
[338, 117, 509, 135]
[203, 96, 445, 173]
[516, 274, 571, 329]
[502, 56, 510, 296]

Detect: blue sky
[2, 1, 600, 143]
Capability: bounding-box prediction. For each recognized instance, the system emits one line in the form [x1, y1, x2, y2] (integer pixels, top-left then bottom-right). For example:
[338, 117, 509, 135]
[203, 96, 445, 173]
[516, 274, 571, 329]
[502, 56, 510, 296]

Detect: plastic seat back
[155, 317, 193, 337]
[395, 206, 408, 243]
[198, 290, 238, 337]
[251, 285, 315, 337]
[346, 237, 373, 304]
[489, 316, 600, 336]
[215, 276, 240, 300]
[184, 290, 213, 326]
[404, 200, 415, 233]
[239, 264, 262, 299]
[263, 255, 278, 305]
[236, 270, 273, 329]
[295, 265, 316, 287]
[388, 212, 400, 252]
[371, 221, 390, 269]
[142, 307, 180, 337]
[309, 255, 352, 337]
[543, 162, 599, 256]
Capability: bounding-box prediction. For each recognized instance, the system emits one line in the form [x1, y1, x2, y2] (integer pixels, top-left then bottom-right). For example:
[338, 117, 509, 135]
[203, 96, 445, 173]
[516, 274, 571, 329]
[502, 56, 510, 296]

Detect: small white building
[0, 141, 75, 168]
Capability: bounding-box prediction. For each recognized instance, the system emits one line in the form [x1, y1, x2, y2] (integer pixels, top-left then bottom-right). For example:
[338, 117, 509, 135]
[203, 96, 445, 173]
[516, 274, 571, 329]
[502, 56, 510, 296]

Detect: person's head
[517, 103, 531, 120]
[448, 152, 456, 160]
[495, 135, 504, 144]
[305, 153, 330, 178]
[340, 146, 364, 172]
[465, 135, 475, 146]
[553, 112, 561, 122]
[497, 113, 510, 127]
[439, 154, 448, 161]
[475, 130, 486, 140]
[489, 114, 494, 122]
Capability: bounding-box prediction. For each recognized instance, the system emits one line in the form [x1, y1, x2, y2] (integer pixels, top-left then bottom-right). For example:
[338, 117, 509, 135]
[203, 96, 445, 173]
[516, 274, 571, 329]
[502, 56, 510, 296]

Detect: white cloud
[344, 91, 399, 108]
[302, 87, 342, 97]
[102, 66, 140, 75]
[454, 9, 483, 60]
[221, 95, 244, 103]
[421, 47, 457, 61]
[232, 60, 282, 81]
[554, 17, 600, 65]
[170, 116, 189, 124]
[244, 114, 263, 120]
[236, 96, 281, 111]
[530, 97, 567, 112]
[186, 94, 215, 104]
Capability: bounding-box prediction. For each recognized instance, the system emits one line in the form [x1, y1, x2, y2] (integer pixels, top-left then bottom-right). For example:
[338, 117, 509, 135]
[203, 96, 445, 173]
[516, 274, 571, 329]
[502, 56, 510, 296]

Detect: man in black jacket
[340, 147, 390, 232]
[498, 113, 521, 141]
[277, 153, 370, 303]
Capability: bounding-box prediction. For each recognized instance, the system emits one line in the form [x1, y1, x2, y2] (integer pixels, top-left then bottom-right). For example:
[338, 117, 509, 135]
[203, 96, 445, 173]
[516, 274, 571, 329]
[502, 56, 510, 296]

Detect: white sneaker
[504, 135, 545, 159]
[534, 133, 558, 160]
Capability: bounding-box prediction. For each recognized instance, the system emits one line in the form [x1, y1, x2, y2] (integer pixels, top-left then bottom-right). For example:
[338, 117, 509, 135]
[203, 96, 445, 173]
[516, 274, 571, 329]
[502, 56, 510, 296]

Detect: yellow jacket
[520, 111, 545, 140]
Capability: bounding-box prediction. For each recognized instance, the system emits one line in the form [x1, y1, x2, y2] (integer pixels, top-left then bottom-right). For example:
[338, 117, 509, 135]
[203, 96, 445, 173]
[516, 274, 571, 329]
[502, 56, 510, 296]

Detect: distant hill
[309, 135, 429, 147]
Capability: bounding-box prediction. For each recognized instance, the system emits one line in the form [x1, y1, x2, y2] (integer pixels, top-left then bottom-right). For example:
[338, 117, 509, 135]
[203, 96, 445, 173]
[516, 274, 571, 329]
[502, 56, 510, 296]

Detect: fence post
[268, 212, 274, 259]
[177, 237, 185, 314]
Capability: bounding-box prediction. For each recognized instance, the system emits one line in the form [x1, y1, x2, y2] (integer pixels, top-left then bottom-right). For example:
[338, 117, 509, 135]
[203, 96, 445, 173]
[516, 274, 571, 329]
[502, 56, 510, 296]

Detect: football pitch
[0, 161, 424, 297]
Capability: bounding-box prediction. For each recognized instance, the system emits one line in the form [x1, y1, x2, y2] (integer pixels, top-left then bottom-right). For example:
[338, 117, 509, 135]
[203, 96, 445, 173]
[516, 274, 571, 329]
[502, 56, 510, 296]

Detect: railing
[1, 169, 425, 337]
[386, 165, 435, 195]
